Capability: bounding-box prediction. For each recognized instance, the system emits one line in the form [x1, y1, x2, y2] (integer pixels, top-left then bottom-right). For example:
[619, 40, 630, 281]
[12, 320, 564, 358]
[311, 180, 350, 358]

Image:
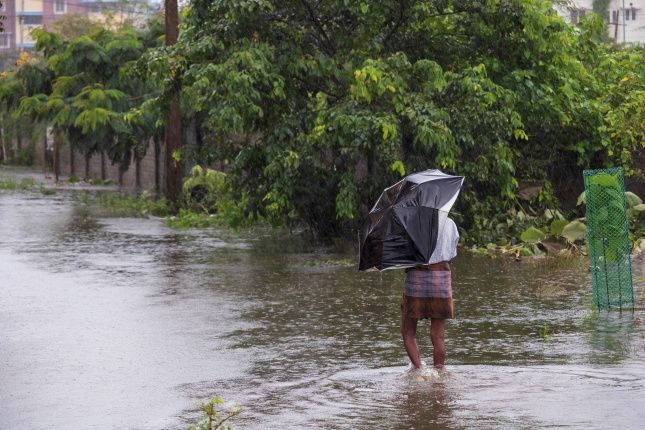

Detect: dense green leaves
[1, 1, 642, 241]
[1, 21, 164, 173]
[172, 0, 643, 238]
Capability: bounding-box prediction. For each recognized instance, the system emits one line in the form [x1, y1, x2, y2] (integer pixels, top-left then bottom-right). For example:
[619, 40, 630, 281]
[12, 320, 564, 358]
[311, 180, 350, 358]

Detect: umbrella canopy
[358, 169, 464, 271]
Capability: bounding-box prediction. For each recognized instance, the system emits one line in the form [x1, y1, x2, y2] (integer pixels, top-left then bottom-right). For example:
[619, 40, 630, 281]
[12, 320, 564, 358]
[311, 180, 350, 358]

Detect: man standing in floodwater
[401, 217, 459, 369]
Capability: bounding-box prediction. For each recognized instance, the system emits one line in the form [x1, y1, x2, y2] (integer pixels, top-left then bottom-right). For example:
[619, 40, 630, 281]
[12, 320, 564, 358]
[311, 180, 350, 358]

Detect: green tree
[12, 23, 162, 181]
[170, 0, 643, 238]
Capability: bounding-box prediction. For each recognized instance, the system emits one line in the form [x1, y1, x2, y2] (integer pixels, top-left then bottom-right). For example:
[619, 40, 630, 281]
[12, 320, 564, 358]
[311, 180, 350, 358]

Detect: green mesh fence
[584, 168, 634, 310]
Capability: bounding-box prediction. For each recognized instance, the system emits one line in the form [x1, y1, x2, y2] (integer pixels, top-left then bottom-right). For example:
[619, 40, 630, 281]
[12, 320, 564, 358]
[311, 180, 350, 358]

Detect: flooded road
[1, 189, 644, 429]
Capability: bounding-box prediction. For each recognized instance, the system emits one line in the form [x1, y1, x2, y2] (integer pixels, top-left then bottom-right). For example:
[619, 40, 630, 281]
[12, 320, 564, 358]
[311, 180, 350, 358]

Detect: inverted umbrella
[358, 169, 464, 271]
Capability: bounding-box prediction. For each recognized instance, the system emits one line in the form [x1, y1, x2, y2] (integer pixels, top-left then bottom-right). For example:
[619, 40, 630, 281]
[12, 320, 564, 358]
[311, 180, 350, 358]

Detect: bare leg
[401, 313, 422, 368]
[429, 318, 446, 369]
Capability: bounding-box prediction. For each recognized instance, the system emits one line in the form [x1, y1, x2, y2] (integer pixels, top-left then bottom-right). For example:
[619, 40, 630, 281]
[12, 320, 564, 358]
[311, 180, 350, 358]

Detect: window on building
[55, 1, 67, 14]
[570, 8, 587, 24]
[21, 16, 43, 25]
[612, 10, 618, 23]
[625, 9, 631, 20]
[0, 34, 11, 49]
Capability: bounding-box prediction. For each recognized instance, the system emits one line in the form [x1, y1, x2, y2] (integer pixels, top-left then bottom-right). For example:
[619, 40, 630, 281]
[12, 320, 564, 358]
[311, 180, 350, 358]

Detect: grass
[1, 172, 261, 233]
[1, 175, 57, 195]
[187, 396, 240, 430]
[0, 176, 36, 190]
[76, 190, 252, 231]
[78, 190, 171, 218]
[2, 172, 234, 230]
[88, 177, 117, 186]
[39, 186, 57, 196]
[538, 323, 552, 341]
[166, 209, 223, 229]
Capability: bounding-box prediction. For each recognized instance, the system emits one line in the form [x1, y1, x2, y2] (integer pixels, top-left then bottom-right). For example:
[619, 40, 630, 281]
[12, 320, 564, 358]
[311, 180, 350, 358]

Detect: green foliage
[168, 166, 262, 229]
[560, 220, 588, 243]
[538, 323, 552, 341]
[0, 2, 643, 247]
[476, 183, 644, 258]
[592, 0, 611, 17]
[0, 176, 36, 190]
[173, 0, 644, 239]
[182, 165, 227, 213]
[39, 186, 57, 196]
[187, 396, 240, 430]
[1, 146, 35, 166]
[166, 209, 221, 229]
[520, 227, 546, 243]
[550, 219, 569, 236]
[585, 171, 629, 262]
[88, 191, 170, 218]
[4, 20, 163, 174]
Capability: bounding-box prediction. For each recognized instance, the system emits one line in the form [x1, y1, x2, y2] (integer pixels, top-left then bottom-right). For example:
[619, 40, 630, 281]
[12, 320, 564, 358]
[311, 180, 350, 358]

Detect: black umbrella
[358, 169, 464, 271]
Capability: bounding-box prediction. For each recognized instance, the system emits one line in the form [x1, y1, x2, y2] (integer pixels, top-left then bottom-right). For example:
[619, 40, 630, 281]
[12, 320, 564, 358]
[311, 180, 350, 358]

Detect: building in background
[0, 1, 157, 52]
[557, 0, 644, 44]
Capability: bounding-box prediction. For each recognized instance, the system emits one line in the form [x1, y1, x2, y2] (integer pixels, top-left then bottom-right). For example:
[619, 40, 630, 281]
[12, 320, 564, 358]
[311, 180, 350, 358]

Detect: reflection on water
[1, 190, 644, 429]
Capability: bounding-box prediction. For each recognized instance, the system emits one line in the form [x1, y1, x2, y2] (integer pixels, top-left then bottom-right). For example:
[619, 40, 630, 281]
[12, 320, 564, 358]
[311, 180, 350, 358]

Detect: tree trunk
[164, 0, 182, 206]
[70, 145, 75, 177]
[135, 157, 141, 193]
[43, 135, 48, 176]
[0, 122, 5, 164]
[53, 127, 60, 182]
[154, 138, 160, 197]
[84, 155, 90, 181]
[100, 151, 106, 180]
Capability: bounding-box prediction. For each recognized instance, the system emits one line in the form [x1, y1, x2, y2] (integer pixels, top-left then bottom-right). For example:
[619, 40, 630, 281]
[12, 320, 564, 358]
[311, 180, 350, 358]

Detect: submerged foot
[404, 363, 442, 381]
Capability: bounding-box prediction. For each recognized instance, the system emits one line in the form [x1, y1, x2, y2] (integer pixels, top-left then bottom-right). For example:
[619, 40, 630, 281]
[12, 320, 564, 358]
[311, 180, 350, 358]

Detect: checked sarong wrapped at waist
[404, 269, 452, 298]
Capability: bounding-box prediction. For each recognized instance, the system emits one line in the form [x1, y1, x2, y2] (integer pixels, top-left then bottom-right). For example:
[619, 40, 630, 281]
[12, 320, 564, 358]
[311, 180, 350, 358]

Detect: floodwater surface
[1, 188, 644, 429]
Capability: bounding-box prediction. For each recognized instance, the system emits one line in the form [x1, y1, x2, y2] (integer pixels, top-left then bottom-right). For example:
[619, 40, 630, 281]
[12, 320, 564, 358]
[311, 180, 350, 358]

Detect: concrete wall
[36, 138, 163, 195]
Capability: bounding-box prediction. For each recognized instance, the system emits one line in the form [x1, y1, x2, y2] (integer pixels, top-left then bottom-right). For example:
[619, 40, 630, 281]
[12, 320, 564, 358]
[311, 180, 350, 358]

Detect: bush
[182, 166, 227, 214]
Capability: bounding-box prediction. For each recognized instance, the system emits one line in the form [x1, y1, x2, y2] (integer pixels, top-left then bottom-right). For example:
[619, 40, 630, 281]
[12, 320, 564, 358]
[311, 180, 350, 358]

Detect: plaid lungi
[402, 269, 454, 319]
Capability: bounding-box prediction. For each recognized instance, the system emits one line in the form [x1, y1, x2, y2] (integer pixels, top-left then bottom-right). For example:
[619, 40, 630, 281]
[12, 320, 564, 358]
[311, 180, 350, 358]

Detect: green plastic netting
[584, 168, 634, 310]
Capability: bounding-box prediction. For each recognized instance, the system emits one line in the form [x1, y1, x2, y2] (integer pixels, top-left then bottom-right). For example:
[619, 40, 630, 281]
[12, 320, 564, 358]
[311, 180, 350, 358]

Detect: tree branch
[383, 0, 407, 47]
[299, 0, 336, 56]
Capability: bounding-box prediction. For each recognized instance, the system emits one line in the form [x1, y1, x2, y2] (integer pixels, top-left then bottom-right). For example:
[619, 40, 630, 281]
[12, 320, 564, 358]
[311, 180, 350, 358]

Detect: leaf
[634, 238, 645, 253]
[74, 108, 111, 133]
[550, 219, 568, 236]
[560, 220, 587, 243]
[631, 204, 645, 213]
[520, 227, 546, 243]
[576, 191, 585, 206]
[389, 160, 406, 176]
[588, 173, 620, 189]
[625, 191, 642, 208]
